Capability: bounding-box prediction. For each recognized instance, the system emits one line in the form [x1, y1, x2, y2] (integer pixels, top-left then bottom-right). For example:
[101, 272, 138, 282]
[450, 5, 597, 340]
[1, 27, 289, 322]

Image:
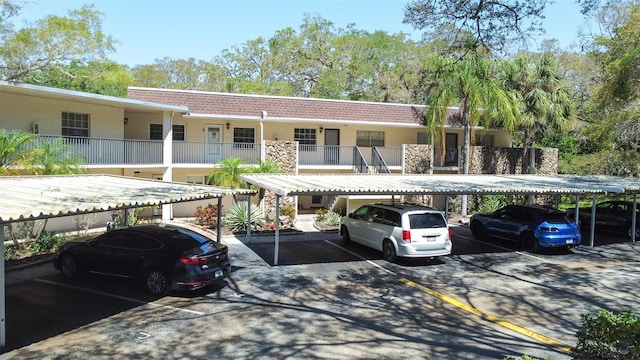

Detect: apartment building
[2, 81, 543, 219]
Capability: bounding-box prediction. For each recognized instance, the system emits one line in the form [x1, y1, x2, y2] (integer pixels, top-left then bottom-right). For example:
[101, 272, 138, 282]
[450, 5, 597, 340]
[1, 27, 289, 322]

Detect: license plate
[421, 235, 438, 242]
[565, 239, 574, 244]
[215, 270, 223, 278]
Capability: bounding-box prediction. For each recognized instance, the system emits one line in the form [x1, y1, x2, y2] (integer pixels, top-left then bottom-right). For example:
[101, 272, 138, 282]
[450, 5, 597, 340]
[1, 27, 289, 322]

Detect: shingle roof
[127, 87, 458, 126]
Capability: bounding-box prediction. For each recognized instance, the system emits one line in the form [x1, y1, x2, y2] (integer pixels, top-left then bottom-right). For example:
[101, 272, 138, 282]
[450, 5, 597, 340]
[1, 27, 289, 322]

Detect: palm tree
[0, 130, 86, 242]
[30, 137, 86, 175]
[206, 157, 249, 202]
[0, 129, 39, 175]
[501, 53, 575, 174]
[425, 55, 518, 215]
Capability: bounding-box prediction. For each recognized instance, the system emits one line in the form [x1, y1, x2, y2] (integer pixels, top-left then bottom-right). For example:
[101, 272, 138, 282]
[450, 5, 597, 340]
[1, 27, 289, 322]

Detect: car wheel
[145, 269, 170, 296]
[470, 221, 486, 239]
[382, 239, 397, 263]
[341, 226, 351, 244]
[521, 233, 539, 252]
[60, 255, 80, 280]
[628, 226, 640, 240]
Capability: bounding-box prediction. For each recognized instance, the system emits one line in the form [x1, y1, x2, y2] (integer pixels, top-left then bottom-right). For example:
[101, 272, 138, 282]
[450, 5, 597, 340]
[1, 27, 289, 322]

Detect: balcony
[27, 136, 260, 166]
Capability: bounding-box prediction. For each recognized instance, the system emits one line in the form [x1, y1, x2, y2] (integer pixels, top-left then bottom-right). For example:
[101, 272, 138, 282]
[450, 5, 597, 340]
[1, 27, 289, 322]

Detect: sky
[13, 0, 592, 67]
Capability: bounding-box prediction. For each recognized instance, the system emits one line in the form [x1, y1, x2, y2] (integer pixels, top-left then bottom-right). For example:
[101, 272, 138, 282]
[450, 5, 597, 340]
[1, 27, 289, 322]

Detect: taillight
[448, 227, 452, 239]
[402, 230, 411, 242]
[180, 256, 208, 266]
[539, 226, 559, 232]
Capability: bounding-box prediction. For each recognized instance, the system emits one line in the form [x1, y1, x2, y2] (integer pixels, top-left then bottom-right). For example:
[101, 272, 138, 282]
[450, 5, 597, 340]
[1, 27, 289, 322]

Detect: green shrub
[322, 211, 342, 226]
[4, 244, 17, 261]
[280, 203, 296, 218]
[194, 203, 221, 228]
[572, 309, 640, 360]
[223, 202, 265, 232]
[479, 195, 507, 213]
[315, 208, 327, 221]
[28, 231, 61, 255]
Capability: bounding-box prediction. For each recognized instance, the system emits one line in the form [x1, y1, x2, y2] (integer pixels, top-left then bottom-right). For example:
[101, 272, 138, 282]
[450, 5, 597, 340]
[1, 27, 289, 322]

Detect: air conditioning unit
[31, 123, 39, 134]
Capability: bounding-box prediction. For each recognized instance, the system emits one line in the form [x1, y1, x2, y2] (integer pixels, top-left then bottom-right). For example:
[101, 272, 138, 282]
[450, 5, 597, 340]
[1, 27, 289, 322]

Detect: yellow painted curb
[399, 278, 572, 354]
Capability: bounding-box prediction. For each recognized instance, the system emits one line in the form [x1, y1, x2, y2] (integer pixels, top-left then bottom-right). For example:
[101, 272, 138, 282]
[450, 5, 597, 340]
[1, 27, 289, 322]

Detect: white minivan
[339, 203, 452, 262]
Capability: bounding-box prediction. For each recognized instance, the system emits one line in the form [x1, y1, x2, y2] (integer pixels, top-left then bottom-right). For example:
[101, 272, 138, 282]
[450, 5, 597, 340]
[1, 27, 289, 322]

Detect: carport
[241, 173, 640, 266]
[0, 174, 254, 348]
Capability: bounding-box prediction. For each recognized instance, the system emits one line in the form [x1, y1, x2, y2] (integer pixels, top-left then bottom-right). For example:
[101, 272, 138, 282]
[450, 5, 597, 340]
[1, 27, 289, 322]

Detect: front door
[324, 129, 340, 164]
[206, 125, 222, 162]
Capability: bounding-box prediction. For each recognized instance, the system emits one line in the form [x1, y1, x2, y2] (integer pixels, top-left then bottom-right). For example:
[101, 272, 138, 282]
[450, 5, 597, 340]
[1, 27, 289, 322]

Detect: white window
[295, 128, 317, 151]
[62, 112, 89, 137]
[149, 124, 185, 141]
[186, 175, 206, 184]
[356, 130, 384, 147]
[233, 127, 255, 148]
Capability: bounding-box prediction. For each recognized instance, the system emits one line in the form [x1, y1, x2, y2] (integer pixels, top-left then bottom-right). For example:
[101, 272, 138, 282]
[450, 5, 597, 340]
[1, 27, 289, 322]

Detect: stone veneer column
[262, 140, 297, 218]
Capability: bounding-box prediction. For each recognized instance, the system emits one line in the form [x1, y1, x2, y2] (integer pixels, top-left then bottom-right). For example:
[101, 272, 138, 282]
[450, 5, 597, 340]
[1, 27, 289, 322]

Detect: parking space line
[34, 279, 205, 316]
[454, 233, 558, 263]
[323, 240, 397, 275]
[399, 277, 572, 354]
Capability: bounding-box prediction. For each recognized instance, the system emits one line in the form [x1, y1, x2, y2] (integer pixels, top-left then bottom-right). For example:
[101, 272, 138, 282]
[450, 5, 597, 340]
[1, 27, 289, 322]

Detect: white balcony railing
[299, 145, 356, 166]
[26, 136, 260, 166]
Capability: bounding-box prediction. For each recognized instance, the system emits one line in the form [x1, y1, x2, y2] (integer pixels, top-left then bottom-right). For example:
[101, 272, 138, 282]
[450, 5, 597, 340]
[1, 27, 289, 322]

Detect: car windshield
[542, 212, 569, 224]
[409, 213, 446, 229]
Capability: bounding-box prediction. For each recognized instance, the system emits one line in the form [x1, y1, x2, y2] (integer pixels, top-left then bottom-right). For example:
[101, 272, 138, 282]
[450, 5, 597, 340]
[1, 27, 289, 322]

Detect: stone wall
[469, 146, 558, 175]
[403, 144, 432, 174]
[263, 140, 297, 219]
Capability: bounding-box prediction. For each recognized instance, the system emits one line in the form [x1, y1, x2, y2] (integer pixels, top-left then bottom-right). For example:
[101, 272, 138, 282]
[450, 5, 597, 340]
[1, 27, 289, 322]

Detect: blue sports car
[469, 205, 581, 251]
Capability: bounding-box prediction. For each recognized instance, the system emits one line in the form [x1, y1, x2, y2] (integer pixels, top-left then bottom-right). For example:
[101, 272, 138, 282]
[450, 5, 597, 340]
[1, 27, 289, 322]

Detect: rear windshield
[543, 212, 569, 224]
[409, 213, 446, 229]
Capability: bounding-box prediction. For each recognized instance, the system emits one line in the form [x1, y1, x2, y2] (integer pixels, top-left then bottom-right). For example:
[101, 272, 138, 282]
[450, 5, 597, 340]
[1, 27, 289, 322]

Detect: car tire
[145, 269, 170, 296]
[628, 226, 640, 240]
[382, 239, 397, 263]
[341, 226, 351, 244]
[470, 221, 486, 239]
[521, 233, 539, 252]
[60, 255, 81, 280]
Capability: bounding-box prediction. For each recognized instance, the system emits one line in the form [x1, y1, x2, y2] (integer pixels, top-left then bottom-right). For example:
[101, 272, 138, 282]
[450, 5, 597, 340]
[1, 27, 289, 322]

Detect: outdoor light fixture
[124, 117, 128, 126]
[226, 122, 230, 130]
[319, 126, 323, 133]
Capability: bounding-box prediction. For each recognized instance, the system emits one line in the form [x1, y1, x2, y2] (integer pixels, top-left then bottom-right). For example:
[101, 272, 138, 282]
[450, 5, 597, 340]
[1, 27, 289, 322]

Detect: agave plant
[223, 201, 265, 232]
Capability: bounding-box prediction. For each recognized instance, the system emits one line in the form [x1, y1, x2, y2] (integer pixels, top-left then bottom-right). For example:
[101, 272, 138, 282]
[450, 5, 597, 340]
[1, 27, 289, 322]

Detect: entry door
[444, 133, 458, 166]
[324, 129, 340, 164]
[206, 125, 222, 162]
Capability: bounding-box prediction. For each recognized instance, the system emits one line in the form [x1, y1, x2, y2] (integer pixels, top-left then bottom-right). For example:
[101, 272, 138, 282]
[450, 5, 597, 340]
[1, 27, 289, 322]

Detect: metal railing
[298, 145, 354, 166]
[173, 142, 260, 164]
[25, 136, 260, 166]
[373, 146, 401, 167]
[433, 148, 460, 167]
[352, 146, 369, 173]
[26, 135, 162, 165]
[371, 147, 390, 174]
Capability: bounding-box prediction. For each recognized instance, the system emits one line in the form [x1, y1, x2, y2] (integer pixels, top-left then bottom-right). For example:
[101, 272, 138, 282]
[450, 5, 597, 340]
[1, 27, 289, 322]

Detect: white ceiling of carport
[240, 174, 640, 197]
[0, 174, 254, 224]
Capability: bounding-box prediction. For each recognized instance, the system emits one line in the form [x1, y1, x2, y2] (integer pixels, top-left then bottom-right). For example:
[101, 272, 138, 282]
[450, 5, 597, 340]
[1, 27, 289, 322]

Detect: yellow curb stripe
[399, 278, 572, 354]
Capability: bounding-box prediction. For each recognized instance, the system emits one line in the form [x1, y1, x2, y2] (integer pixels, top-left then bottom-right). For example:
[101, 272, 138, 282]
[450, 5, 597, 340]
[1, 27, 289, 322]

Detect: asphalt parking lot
[3, 225, 640, 359]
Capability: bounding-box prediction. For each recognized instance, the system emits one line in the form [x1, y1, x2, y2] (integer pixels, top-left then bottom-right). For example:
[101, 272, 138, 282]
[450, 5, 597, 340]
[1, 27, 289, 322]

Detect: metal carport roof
[241, 173, 640, 266]
[240, 174, 640, 197]
[0, 174, 255, 348]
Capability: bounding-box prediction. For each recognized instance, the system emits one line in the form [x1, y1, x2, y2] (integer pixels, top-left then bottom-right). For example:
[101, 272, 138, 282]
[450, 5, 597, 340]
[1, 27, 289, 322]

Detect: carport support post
[216, 197, 222, 243]
[274, 195, 280, 266]
[590, 194, 597, 247]
[632, 193, 638, 243]
[444, 197, 449, 223]
[0, 225, 5, 347]
[246, 194, 251, 241]
[574, 196, 580, 225]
